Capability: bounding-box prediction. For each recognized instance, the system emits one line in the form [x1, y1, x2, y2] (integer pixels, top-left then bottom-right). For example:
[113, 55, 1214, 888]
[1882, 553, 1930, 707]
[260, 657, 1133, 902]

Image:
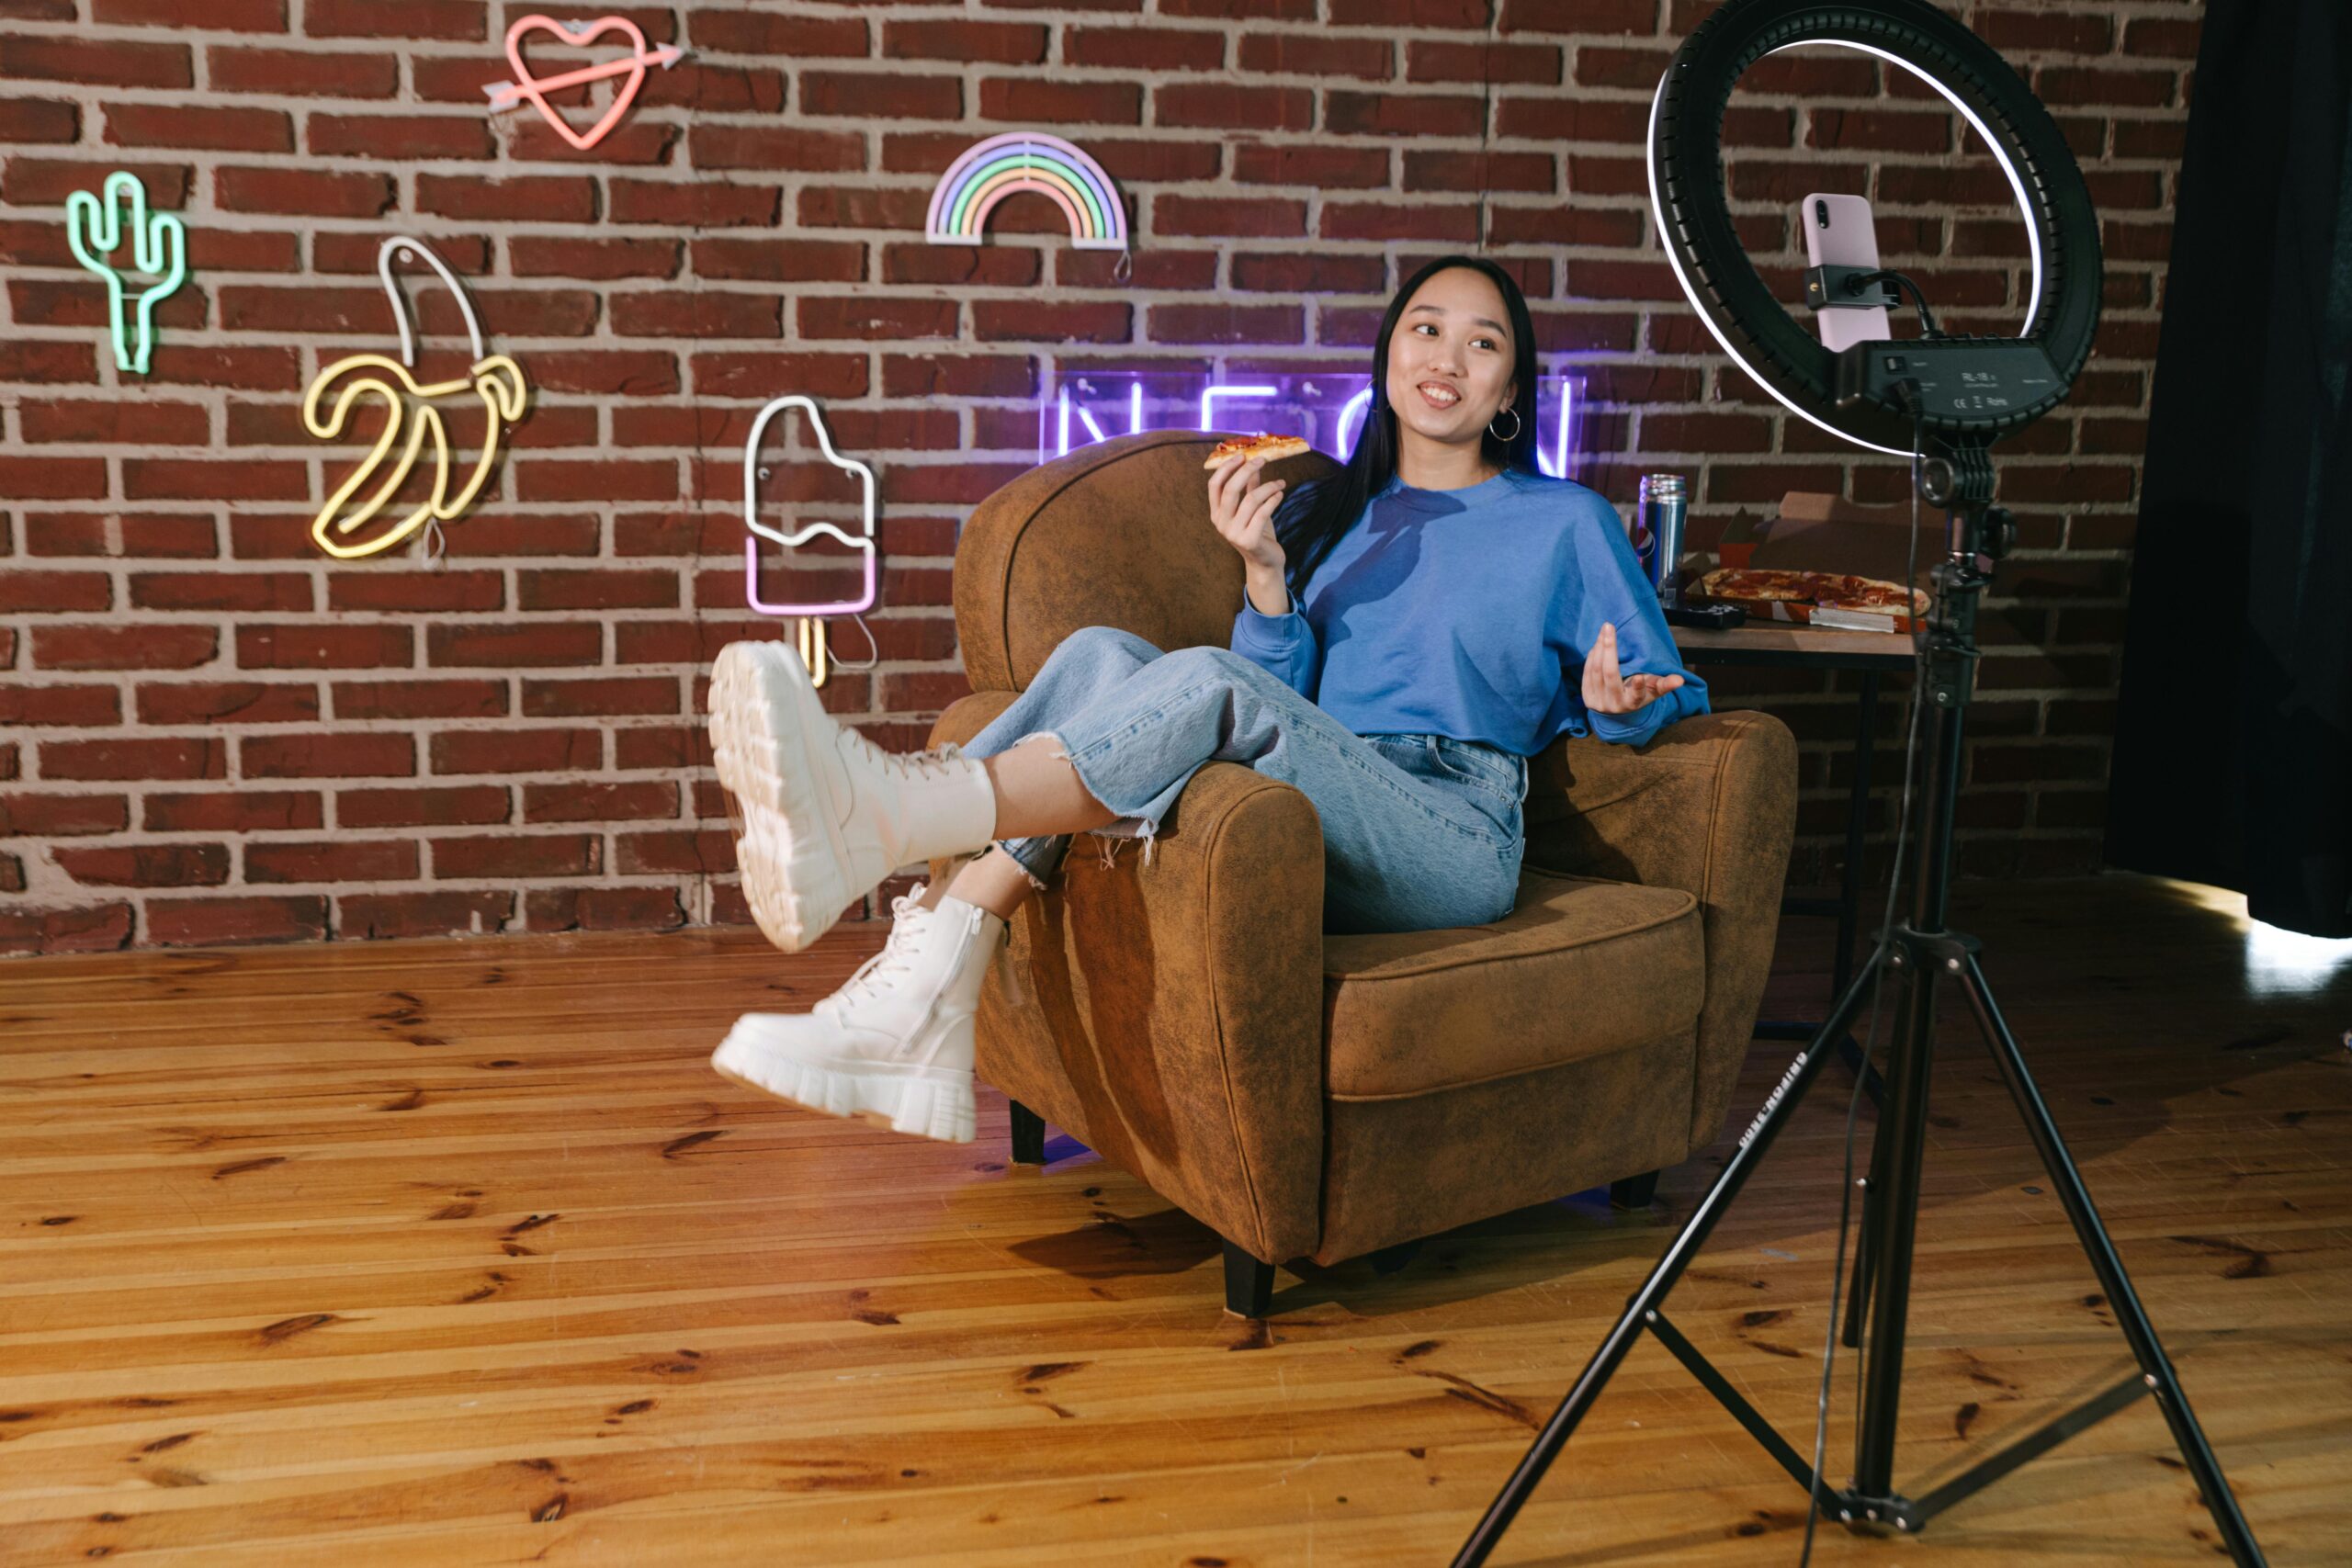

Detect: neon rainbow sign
[1044, 372, 1586, 479]
[927, 132, 1127, 252]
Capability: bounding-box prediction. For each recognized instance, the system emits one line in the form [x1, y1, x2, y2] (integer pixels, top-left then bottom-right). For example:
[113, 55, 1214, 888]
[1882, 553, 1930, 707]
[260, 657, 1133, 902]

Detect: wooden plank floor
[3, 873, 2346, 1565]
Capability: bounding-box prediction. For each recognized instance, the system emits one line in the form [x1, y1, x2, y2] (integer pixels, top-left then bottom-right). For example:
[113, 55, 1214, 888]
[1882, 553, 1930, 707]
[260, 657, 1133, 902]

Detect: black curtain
[2107, 0, 2352, 937]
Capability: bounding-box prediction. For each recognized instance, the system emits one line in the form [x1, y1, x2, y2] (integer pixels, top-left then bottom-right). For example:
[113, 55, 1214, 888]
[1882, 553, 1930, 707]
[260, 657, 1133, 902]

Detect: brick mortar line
[0, 3, 2197, 942]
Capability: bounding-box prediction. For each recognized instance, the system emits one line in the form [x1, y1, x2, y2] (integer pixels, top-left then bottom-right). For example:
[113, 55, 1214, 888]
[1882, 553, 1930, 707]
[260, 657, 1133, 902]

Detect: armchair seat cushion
[1321, 866, 1704, 1101]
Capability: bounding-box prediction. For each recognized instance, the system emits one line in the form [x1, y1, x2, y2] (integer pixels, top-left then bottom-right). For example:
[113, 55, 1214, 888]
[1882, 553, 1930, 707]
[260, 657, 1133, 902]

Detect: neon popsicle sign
[1044, 372, 1585, 479]
[741, 395, 876, 619]
[741, 395, 878, 688]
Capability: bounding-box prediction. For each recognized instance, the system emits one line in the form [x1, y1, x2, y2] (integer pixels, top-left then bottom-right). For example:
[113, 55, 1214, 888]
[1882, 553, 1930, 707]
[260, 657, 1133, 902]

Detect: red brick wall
[0, 1, 2199, 954]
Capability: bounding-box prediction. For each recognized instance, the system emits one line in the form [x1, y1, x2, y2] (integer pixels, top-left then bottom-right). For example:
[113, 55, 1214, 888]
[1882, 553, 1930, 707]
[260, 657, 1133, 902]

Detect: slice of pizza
[1817, 576, 1929, 615]
[1694, 567, 1818, 603]
[1695, 567, 1928, 619]
[1204, 434, 1312, 469]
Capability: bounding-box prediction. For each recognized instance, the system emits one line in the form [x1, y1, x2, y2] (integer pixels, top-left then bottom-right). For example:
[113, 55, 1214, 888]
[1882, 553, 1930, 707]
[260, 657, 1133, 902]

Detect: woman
[706, 255, 1707, 1143]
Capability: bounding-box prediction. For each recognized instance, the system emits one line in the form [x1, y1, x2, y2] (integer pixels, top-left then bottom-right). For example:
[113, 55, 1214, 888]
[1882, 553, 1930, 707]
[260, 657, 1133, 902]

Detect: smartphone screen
[1802, 193, 1893, 353]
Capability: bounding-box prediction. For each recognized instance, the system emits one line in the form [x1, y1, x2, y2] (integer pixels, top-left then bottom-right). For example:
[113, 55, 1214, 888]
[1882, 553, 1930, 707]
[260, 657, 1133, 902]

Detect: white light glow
[1536, 377, 1581, 479]
[1337, 386, 1374, 458]
[2154, 878, 2352, 1002]
[1050, 375, 1585, 474]
[1055, 381, 1134, 456]
[1647, 71, 1909, 458]
[1763, 39, 2045, 330]
[2245, 919, 2352, 998]
[1646, 38, 2050, 459]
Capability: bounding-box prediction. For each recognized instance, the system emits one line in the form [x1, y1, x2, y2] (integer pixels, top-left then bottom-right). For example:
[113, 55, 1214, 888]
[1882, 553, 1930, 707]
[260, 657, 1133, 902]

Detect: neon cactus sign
[1042, 371, 1585, 479]
[65, 172, 187, 376]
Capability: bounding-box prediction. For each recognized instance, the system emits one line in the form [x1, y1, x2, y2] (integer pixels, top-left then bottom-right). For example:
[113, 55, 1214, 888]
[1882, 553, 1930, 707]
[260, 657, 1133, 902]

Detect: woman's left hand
[1582, 622, 1686, 714]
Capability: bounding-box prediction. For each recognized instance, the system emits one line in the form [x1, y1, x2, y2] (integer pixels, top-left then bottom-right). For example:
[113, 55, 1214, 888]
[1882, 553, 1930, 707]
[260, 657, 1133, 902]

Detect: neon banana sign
[301, 237, 530, 561]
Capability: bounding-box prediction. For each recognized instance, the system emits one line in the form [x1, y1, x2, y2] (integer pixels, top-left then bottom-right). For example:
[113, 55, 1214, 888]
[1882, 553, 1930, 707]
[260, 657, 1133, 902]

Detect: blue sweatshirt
[1227, 467, 1709, 755]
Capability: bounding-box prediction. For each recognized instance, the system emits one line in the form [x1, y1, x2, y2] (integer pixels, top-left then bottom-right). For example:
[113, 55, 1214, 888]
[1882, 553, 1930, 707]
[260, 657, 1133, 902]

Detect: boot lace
[848, 732, 974, 787]
[820, 887, 934, 1015]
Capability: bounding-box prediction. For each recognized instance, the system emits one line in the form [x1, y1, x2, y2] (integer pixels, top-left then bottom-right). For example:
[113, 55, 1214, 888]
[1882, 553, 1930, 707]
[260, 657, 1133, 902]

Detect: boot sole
[711, 1027, 977, 1145]
[708, 640, 855, 954]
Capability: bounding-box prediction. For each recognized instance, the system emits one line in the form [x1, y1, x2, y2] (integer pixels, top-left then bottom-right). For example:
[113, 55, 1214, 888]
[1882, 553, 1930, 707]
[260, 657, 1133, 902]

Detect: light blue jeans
[956, 626, 1529, 934]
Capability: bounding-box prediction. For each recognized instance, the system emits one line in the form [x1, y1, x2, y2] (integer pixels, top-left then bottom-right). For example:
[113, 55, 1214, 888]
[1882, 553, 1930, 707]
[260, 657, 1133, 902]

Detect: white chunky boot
[709, 639, 1000, 954]
[710, 885, 1007, 1144]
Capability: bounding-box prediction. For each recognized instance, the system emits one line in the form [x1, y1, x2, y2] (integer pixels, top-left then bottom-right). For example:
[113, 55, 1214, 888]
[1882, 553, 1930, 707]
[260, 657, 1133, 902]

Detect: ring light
[1464, 8, 2265, 1568]
[1645, 0, 2102, 456]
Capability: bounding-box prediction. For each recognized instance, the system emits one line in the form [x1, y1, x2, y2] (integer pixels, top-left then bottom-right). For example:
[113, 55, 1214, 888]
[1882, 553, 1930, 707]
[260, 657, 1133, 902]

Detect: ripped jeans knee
[990, 728, 1162, 882]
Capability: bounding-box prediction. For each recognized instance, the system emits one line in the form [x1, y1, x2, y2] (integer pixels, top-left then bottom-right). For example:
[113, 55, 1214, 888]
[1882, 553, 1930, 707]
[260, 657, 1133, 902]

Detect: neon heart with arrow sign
[483, 14, 687, 152]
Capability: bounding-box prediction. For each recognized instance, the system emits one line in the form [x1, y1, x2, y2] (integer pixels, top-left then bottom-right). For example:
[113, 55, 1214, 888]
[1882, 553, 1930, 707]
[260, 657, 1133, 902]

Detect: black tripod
[1456, 442, 2267, 1566]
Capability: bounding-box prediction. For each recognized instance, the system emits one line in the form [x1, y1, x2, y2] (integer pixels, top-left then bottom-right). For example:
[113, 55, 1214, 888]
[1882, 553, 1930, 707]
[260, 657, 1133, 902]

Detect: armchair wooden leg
[1009, 1100, 1046, 1166]
[1222, 1237, 1275, 1318]
[1367, 1238, 1424, 1275]
[1610, 1168, 1661, 1210]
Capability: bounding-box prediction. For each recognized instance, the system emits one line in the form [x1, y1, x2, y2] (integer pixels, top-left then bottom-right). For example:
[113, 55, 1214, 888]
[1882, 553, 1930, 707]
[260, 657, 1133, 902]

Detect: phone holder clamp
[1803, 264, 1902, 313]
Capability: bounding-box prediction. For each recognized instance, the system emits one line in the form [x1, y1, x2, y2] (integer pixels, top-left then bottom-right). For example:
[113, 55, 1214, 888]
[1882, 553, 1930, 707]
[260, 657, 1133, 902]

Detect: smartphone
[1802, 193, 1893, 353]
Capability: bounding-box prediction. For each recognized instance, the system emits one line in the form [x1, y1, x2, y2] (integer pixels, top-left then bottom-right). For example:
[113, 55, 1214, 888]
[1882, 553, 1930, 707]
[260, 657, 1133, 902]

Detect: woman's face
[1384, 267, 1518, 451]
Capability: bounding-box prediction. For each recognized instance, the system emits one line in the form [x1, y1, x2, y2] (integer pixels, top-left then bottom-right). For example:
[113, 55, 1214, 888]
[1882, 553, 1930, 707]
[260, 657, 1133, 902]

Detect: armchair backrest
[952, 430, 1342, 693]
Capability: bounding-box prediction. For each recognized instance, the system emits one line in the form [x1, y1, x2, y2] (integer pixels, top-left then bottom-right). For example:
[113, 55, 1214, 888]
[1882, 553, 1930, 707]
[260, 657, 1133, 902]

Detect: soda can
[1635, 472, 1688, 605]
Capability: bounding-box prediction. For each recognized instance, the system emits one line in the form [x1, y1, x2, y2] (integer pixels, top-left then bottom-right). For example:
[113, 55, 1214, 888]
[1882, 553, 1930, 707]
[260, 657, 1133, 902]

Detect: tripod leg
[1841, 1003, 1905, 1351]
[1841, 954, 1905, 1350]
[1851, 952, 1940, 1500]
[1840, 1171, 1874, 1349]
[1454, 953, 1889, 1567]
[1957, 953, 2267, 1567]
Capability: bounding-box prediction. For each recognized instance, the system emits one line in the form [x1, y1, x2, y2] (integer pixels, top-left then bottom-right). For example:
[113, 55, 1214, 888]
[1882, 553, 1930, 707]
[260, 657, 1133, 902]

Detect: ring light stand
[1456, 3, 2267, 1563]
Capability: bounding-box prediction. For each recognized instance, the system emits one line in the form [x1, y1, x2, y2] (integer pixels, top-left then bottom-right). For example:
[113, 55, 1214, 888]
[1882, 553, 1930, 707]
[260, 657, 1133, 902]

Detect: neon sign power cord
[1798, 383, 1934, 1567]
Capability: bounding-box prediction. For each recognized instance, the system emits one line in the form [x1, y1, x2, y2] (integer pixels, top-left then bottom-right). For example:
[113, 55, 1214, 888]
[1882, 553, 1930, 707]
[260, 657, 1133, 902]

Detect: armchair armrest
[928, 692, 1329, 1266]
[1524, 710, 1799, 1146]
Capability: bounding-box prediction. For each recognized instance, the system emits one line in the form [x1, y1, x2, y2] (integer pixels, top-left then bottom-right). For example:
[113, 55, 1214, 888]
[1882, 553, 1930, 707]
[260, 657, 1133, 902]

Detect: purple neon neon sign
[1038, 371, 1585, 479]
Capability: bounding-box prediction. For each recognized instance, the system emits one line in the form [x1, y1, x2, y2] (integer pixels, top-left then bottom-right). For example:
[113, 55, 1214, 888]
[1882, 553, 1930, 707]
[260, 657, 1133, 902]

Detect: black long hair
[1276, 254, 1542, 602]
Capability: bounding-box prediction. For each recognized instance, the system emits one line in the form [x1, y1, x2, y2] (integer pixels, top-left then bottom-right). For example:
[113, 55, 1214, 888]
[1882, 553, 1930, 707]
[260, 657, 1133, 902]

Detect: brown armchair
[926, 431, 1798, 1316]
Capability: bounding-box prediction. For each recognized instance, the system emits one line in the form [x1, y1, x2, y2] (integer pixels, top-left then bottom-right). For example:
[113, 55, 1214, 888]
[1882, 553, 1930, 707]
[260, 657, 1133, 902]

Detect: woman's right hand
[1207, 453, 1287, 575]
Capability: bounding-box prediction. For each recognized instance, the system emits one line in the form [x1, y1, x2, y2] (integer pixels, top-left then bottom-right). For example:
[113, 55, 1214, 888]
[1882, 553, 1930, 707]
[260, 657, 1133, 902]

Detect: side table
[1671, 623, 1917, 1090]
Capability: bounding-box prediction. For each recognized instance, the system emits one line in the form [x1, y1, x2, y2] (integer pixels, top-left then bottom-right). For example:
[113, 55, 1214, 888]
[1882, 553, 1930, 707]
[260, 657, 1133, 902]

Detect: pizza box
[1699, 490, 1936, 634]
[1701, 594, 1923, 635]
[1714, 491, 1939, 588]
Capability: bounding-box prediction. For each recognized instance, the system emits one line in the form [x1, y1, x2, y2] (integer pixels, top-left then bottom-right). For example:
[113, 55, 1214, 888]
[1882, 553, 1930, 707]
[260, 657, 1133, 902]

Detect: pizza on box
[1204, 434, 1312, 469]
[1693, 567, 1928, 617]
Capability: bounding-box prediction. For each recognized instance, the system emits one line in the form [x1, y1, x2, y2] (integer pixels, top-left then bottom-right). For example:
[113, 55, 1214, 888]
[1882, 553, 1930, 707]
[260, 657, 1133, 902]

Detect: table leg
[1756, 669, 1885, 1111]
[1835, 671, 1879, 999]
[1832, 671, 1886, 1101]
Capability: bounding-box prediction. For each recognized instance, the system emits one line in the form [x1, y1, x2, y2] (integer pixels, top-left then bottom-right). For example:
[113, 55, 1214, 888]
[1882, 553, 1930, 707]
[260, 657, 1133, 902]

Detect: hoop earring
[1487, 407, 1521, 443]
